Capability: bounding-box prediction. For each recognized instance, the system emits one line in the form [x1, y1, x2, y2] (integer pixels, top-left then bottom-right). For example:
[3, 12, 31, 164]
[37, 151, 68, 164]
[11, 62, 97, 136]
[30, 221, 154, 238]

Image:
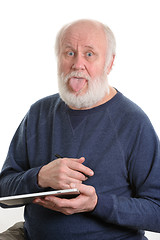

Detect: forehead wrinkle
[61, 30, 97, 47]
[60, 20, 107, 46]
[61, 41, 95, 53]
[61, 31, 82, 45]
[62, 35, 97, 50]
[60, 23, 107, 56]
[84, 45, 94, 49]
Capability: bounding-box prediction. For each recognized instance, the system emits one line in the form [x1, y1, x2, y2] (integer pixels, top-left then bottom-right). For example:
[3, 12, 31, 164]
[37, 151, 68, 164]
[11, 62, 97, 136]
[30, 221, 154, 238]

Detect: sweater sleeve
[0, 95, 59, 206]
[0, 113, 46, 203]
[92, 116, 160, 233]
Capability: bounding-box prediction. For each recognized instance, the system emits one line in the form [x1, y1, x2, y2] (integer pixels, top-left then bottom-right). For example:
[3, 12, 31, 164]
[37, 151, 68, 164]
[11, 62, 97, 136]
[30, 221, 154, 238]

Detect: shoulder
[32, 93, 60, 107]
[29, 93, 62, 114]
[110, 91, 151, 125]
[107, 91, 156, 141]
[25, 93, 65, 124]
[109, 92, 159, 161]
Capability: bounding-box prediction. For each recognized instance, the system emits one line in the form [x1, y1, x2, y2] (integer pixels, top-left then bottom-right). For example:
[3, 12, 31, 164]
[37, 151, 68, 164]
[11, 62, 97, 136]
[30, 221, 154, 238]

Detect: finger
[61, 177, 82, 189]
[34, 196, 81, 215]
[66, 157, 94, 178]
[34, 196, 60, 208]
[70, 183, 96, 196]
[75, 157, 85, 163]
[68, 157, 85, 164]
[33, 197, 47, 205]
[67, 168, 88, 181]
[60, 157, 85, 162]
[44, 195, 75, 209]
[34, 197, 58, 211]
[68, 161, 94, 177]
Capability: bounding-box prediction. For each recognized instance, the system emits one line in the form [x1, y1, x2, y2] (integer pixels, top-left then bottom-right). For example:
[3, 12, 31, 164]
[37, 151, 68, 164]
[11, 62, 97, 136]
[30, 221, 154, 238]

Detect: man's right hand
[38, 157, 94, 190]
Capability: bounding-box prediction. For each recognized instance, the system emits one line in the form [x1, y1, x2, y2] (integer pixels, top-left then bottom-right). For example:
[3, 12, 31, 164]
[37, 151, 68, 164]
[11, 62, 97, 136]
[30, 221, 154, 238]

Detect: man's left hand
[34, 183, 98, 215]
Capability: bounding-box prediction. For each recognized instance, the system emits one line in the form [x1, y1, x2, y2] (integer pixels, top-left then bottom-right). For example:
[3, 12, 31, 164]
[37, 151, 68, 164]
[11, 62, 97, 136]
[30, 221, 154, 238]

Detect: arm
[91, 120, 160, 232]
[0, 115, 44, 198]
[0, 114, 94, 201]
[34, 118, 160, 233]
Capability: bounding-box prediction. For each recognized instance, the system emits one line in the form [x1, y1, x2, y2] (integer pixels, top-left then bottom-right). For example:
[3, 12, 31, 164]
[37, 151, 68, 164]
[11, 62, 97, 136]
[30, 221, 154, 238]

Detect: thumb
[70, 183, 95, 196]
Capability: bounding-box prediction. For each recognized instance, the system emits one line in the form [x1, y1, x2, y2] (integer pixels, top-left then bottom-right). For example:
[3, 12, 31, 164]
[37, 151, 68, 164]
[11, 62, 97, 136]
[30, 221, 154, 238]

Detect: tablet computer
[0, 188, 80, 206]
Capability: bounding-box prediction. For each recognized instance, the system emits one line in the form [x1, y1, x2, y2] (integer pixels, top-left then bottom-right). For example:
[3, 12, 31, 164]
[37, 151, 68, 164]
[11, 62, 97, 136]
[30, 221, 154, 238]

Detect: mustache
[61, 71, 91, 83]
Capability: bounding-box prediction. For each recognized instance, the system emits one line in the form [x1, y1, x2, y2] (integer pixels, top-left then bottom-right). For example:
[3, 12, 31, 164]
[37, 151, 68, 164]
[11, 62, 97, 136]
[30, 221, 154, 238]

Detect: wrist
[38, 165, 48, 188]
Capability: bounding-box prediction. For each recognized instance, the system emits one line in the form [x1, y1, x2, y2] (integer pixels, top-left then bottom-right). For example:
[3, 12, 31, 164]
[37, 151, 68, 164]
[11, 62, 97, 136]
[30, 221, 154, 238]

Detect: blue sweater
[0, 91, 160, 239]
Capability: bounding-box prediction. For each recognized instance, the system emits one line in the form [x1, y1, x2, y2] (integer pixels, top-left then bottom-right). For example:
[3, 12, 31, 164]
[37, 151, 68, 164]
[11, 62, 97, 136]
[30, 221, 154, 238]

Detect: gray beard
[58, 71, 109, 109]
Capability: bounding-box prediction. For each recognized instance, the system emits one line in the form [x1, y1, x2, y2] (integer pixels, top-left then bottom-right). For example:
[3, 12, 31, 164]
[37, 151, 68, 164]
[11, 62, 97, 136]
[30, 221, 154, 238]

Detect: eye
[86, 52, 93, 57]
[67, 51, 74, 56]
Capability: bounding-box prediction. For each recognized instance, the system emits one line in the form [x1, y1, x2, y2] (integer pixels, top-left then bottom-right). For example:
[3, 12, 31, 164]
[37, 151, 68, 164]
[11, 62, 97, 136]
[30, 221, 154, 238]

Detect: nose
[72, 53, 85, 71]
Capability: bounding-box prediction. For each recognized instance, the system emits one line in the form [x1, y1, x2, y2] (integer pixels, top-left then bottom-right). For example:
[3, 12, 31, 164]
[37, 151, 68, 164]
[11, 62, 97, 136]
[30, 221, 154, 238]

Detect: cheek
[58, 59, 72, 74]
[88, 57, 106, 77]
[89, 64, 104, 78]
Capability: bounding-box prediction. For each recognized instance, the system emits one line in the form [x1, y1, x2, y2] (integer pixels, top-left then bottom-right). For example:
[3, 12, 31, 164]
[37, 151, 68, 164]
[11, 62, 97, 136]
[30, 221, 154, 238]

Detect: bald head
[61, 19, 106, 39]
[55, 19, 116, 66]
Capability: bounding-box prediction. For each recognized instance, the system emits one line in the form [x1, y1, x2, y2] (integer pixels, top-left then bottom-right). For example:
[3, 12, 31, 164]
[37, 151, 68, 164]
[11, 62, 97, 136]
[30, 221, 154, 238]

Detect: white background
[0, 0, 160, 239]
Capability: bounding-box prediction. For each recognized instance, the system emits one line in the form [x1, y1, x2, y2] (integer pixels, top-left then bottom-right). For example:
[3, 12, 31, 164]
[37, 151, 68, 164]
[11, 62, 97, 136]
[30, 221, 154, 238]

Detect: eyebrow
[84, 45, 94, 49]
[63, 44, 72, 48]
[63, 44, 95, 50]
[62, 45, 75, 51]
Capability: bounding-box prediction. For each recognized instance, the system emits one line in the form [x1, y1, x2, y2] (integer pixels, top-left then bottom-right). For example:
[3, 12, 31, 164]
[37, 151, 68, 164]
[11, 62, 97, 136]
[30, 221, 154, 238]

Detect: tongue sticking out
[69, 77, 87, 92]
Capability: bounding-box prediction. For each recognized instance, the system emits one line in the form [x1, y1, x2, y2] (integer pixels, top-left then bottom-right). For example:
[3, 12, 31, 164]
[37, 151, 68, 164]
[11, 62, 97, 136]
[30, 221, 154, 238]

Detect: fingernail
[70, 183, 76, 188]
[90, 171, 94, 176]
[45, 197, 51, 201]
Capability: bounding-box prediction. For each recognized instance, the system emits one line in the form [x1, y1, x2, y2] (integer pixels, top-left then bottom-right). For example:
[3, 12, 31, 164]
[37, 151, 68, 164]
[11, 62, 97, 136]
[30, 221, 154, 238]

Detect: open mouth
[68, 77, 87, 93]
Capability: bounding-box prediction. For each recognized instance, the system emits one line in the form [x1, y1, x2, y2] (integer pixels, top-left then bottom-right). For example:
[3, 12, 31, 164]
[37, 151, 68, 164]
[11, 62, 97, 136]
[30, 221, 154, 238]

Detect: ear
[106, 55, 115, 75]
